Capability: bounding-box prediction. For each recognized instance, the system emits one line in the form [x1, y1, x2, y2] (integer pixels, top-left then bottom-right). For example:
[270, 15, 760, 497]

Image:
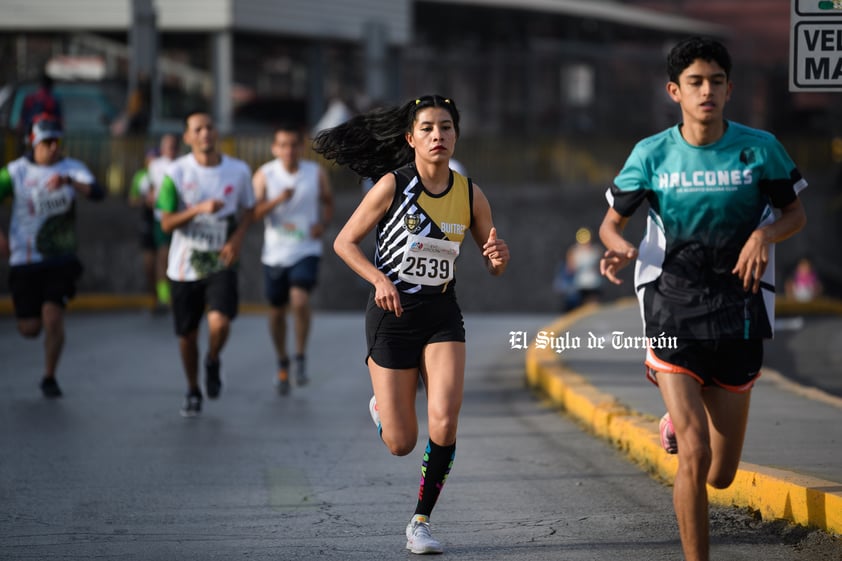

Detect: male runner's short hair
[667, 36, 732, 83]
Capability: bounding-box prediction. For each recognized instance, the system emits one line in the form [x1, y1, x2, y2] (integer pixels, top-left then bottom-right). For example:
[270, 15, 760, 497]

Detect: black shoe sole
[206, 382, 221, 399]
[205, 363, 221, 399]
[40, 380, 62, 398]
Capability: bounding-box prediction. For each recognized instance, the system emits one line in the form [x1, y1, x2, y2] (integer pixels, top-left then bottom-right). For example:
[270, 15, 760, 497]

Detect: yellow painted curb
[525, 300, 842, 536]
[776, 296, 842, 316]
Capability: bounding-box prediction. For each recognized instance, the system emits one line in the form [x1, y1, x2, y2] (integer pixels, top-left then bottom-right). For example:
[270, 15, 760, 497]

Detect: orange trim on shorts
[644, 346, 703, 386]
[645, 347, 760, 393]
[711, 370, 762, 393]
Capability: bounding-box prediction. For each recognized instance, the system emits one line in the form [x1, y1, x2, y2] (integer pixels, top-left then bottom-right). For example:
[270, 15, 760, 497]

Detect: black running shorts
[365, 291, 465, 370]
[645, 338, 763, 392]
[9, 259, 82, 319]
[170, 268, 239, 336]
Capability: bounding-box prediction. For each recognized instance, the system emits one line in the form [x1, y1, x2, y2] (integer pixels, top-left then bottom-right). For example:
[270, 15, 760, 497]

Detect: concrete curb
[524, 301, 842, 536]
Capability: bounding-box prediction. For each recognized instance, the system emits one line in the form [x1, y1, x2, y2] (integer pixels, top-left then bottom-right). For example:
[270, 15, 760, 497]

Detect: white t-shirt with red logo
[157, 153, 254, 281]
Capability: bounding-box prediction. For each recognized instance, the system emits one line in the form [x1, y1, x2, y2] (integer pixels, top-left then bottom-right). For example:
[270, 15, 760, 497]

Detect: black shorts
[263, 256, 321, 307]
[9, 259, 82, 319]
[365, 291, 465, 370]
[140, 230, 155, 251]
[139, 209, 155, 250]
[645, 338, 763, 392]
[170, 269, 239, 336]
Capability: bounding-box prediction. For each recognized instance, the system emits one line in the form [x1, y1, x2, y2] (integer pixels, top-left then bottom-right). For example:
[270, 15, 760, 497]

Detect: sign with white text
[790, 0, 842, 91]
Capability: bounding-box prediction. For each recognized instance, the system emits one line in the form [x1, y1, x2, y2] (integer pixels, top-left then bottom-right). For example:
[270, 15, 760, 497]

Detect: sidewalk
[525, 300, 842, 536]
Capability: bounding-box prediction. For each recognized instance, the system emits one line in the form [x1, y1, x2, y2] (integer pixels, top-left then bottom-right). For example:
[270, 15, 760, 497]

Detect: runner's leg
[657, 372, 710, 561]
[369, 358, 419, 456]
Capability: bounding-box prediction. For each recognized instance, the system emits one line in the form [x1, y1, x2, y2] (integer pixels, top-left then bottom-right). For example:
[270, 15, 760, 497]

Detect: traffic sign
[790, 0, 842, 91]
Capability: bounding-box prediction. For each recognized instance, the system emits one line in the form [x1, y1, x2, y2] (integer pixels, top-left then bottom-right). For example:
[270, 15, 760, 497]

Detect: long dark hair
[312, 95, 460, 181]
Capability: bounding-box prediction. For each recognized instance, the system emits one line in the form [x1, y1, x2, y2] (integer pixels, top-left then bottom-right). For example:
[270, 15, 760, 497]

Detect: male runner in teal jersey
[598, 37, 806, 561]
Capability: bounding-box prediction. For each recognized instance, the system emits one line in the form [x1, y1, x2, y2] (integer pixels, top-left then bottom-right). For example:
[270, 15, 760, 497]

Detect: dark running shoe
[205, 356, 222, 399]
[180, 391, 203, 418]
[277, 366, 291, 396]
[40, 377, 62, 398]
[294, 355, 308, 387]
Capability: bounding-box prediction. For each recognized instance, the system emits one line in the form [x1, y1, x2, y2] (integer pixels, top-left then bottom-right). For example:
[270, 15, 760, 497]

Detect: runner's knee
[383, 433, 417, 457]
[17, 319, 41, 338]
[677, 440, 712, 481]
[707, 463, 739, 489]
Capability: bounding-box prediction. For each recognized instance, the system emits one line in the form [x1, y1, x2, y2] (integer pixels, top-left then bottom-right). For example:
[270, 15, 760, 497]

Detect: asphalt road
[1, 311, 839, 560]
[764, 315, 842, 397]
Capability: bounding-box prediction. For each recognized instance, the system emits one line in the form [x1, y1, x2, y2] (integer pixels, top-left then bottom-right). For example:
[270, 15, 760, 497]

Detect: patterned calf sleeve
[415, 439, 456, 517]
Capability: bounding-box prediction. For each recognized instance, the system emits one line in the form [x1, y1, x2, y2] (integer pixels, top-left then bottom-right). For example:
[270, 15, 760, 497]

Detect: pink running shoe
[369, 395, 382, 436]
[659, 413, 678, 454]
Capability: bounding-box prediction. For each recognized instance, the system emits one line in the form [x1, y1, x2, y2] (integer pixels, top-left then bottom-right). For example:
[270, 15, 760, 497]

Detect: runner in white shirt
[0, 115, 104, 398]
[156, 112, 255, 417]
[252, 124, 334, 394]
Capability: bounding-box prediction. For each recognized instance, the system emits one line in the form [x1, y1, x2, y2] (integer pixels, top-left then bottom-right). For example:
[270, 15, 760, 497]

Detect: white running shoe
[405, 514, 443, 554]
[369, 395, 381, 433]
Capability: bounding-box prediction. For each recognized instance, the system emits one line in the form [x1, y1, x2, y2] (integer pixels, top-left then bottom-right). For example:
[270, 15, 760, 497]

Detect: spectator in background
[448, 158, 467, 177]
[786, 257, 822, 302]
[19, 73, 63, 146]
[566, 226, 603, 307]
[311, 95, 353, 138]
[112, 74, 151, 137]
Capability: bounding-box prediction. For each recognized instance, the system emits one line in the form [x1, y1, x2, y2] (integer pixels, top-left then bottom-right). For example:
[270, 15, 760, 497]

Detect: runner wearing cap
[0, 115, 104, 397]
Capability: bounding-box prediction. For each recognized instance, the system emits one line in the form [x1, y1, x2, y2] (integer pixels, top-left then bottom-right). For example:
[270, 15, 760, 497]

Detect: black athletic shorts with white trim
[645, 338, 763, 393]
[365, 291, 466, 370]
[170, 268, 239, 336]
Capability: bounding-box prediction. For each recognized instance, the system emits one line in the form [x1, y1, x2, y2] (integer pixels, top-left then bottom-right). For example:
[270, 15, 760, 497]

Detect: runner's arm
[310, 167, 335, 238]
[252, 168, 295, 221]
[53, 168, 104, 200]
[219, 205, 255, 267]
[334, 173, 404, 315]
[732, 197, 806, 293]
[157, 175, 222, 233]
[598, 208, 638, 285]
[469, 183, 508, 276]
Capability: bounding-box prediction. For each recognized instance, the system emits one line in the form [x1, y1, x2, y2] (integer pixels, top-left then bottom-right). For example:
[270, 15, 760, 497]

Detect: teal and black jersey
[607, 121, 807, 340]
